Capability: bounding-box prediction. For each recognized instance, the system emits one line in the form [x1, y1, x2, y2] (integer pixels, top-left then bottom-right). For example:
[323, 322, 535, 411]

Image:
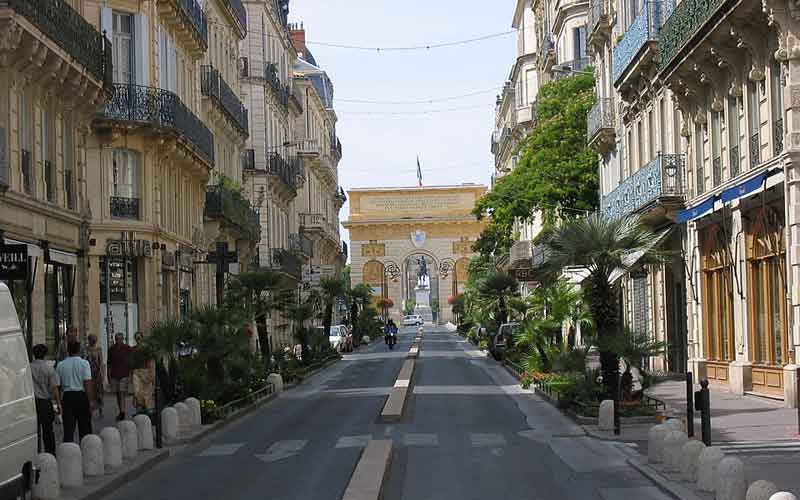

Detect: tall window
[19, 89, 32, 194]
[572, 26, 587, 60]
[647, 108, 655, 160]
[63, 112, 75, 209]
[727, 96, 741, 178]
[701, 223, 735, 362]
[111, 149, 140, 219]
[711, 110, 722, 187]
[632, 273, 651, 335]
[42, 108, 55, 202]
[659, 99, 667, 153]
[112, 12, 135, 84]
[748, 80, 761, 168]
[695, 123, 705, 196]
[771, 60, 784, 156]
[747, 206, 786, 365]
[637, 120, 643, 168]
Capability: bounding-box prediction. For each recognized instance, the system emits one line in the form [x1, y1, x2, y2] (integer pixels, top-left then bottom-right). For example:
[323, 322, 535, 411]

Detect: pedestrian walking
[30, 344, 61, 455]
[55, 340, 94, 444]
[107, 332, 133, 420]
[85, 334, 105, 417]
[54, 326, 84, 367]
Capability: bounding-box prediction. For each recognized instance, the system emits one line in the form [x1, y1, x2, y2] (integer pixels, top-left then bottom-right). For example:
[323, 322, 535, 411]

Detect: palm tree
[348, 284, 373, 346]
[477, 271, 519, 325]
[136, 319, 190, 404]
[544, 213, 663, 397]
[320, 276, 345, 339]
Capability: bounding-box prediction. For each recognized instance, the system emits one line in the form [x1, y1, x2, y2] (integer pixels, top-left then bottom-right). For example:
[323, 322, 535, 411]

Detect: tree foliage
[473, 72, 599, 256]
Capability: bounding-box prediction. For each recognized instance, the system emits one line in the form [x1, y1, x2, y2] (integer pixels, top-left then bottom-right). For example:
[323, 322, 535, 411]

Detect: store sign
[0, 245, 27, 280]
[107, 239, 153, 258]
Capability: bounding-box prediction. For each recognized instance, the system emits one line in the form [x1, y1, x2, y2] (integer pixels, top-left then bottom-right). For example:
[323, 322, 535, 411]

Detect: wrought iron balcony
[588, 0, 611, 39]
[296, 139, 320, 156]
[587, 98, 616, 154]
[553, 57, 591, 81]
[110, 196, 140, 219]
[289, 233, 314, 258]
[612, 1, 665, 84]
[300, 212, 339, 244]
[510, 240, 533, 268]
[658, 0, 725, 75]
[156, 0, 208, 51]
[266, 152, 297, 192]
[775, 118, 784, 156]
[204, 185, 260, 240]
[268, 248, 302, 280]
[242, 149, 255, 170]
[221, 0, 246, 36]
[6, 0, 113, 93]
[201, 65, 249, 136]
[101, 84, 215, 165]
[601, 153, 686, 220]
[265, 63, 289, 108]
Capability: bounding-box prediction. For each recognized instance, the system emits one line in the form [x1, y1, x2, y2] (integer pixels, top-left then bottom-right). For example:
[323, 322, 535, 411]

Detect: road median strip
[341, 440, 393, 500]
[381, 346, 419, 422]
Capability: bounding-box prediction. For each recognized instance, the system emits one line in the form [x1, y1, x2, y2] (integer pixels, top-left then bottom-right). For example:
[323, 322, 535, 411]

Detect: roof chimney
[289, 22, 306, 59]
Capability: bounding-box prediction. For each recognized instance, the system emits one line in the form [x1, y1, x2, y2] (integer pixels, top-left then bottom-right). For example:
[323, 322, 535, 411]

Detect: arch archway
[454, 257, 470, 296]
[362, 260, 386, 299]
[403, 253, 439, 314]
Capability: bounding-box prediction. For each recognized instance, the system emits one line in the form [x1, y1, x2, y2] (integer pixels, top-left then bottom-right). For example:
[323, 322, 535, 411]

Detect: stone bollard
[99, 426, 123, 471]
[664, 418, 684, 432]
[747, 481, 780, 500]
[662, 430, 689, 470]
[647, 424, 669, 463]
[716, 456, 747, 500]
[598, 400, 614, 431]
[161, 407, 178, 444]
[56, 442, 83, 489]
[185, 397, 202, 427]
[769, 494, 799, 500]
[134, 414, 154, 450]
[267, 373, 284, 393]
[32, 453, 59, 500]
[362, 335, 371, 344]
[679, 440, 706, 482]
[118, 420, 138, 459]
[697, 446, 726, 492]
[174, 402, 191, 434]
[81, 434, 104, 477]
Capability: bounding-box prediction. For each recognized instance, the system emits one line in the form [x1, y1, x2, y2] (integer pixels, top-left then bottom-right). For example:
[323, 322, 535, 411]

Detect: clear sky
[288, 1, 516, 246]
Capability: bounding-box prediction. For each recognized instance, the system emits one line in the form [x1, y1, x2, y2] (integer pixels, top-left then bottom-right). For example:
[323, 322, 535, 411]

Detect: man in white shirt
[55, 340, 94, 443]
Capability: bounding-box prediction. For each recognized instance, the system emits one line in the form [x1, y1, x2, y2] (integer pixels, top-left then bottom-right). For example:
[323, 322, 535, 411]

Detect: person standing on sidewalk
[54, 326, 84, 367]
[107, 333, 132, 421]
[85, 334, 105, 418]
[55, 341, 94, 443]
[30, 344, 61, 455]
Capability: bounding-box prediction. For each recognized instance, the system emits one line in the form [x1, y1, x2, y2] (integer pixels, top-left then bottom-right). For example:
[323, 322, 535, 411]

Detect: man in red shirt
[107, 333, 133, 421]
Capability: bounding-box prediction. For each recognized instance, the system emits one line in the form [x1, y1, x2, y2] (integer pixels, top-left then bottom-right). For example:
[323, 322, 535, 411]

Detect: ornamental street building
[344, 185, 487, 325]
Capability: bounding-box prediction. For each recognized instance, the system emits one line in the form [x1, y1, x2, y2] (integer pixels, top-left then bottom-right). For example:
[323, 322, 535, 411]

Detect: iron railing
[601, 153, 686, 220]
[729, 145, 740, 178]
[268, 248, 302, 279]
[170, 0, 208, 49]
[265, 63, 289, 108]
[110, 196, 140, 219]
[588, 0, 609, 34]
[21, 149, 31, 194]
[102, 84, 215, 165]
[587, 98, 615, 142]
[221, 0, 246, 35]
[775, 118, 784, 156]
[266, 152, 297, 192]
[289, 233, 314, 258]
[553, 57, 591, 80]
[242, 148, 255, 170]
[201, 65, 249, 136]
[750, 133, 760, 168]
[7, 0, 113, 93]
[612, 1, 665, 83]
[204, 185, 260, 240]
[658, 0, 726, 74]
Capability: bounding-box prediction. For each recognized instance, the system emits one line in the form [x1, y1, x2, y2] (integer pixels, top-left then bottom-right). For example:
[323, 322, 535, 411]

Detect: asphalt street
[106, 327, 674, 500]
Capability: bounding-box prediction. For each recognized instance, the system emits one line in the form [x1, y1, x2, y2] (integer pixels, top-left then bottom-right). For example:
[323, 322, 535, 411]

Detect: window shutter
[134, 14, 149, 86]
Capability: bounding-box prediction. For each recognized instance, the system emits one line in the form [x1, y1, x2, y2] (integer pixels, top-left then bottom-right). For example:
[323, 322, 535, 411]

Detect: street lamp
[552, 64, 593, 77]
[383, 260, 401, 282]
[438, 258, 456, 279]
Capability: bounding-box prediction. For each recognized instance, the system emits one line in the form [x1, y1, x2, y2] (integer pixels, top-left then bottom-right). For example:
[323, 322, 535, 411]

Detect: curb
[623, 454, 704, 500]
[73, 449, 170, 500]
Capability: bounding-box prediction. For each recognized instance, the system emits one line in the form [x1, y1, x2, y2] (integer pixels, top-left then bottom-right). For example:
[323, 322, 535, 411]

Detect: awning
[47, 249, 78, 266]
[676, 196, 716, 223]
[609, 228, 673, 284]
[720, 173, 767, 203]
[3, 238, 43, 257]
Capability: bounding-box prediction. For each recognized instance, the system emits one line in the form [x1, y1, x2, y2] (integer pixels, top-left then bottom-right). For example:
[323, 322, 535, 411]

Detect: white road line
[335, 435, 372, 448]
[403, 433, 439, 447]
[469, 433, 506, 448]
[255, 440, 308, 463]
[198, 443, 245, 457]
[600, 487, 672, 500]
[394, 379, 409, 388]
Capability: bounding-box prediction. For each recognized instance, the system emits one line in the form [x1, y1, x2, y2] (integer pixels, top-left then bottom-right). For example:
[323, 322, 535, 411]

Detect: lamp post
[551, 64, 594, 77]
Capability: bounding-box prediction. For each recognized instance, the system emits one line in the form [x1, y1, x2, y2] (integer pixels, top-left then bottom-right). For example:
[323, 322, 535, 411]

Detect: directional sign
[255, 440, 307, 463]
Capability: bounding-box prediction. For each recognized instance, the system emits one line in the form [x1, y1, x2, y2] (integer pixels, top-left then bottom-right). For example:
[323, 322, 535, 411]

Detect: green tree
[544, 214, 663, 397]
[403, 299, 416, 316]
[477, 271, 519, 326]
[320, 276, 345, 339]
[473, 72, 598, 256]
[348, 283, 373, 346]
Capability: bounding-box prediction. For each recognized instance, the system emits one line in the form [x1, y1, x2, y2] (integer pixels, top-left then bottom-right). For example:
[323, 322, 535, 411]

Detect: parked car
[0, 283, 37, 500]
[490, 322, 520, 360]
[402, 315, 424, 326]
[320, 325, 352, 353]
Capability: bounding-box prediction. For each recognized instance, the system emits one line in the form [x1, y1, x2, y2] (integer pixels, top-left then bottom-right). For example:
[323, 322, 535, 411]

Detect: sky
[288, 1, 517, 246]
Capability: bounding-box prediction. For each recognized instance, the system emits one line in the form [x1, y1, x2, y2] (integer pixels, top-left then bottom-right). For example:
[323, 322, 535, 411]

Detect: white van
[0, 283, 37, 499]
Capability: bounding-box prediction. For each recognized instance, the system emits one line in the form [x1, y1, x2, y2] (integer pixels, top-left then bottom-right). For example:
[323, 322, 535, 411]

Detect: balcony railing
[750, 133, 760, 168]
[587, 98, 615, 145]
[201, 65, 249, 136]
[268, 248, 302, 280]
[110, 196, 140, 219]
[289, 233, 314, 258]
[510, 240, 533, 268]
[221, 0, 246, 35]
[658, 0, 726, 74]
[296, 139, 320, 155]
[163, 0, 208, 49]
[242, 148, 255, 170]
[612, 1, 665, 83]
[101, 84, 215, 165]
[588, 0, 610, 36]
[266, 152, 297, 191]
[553, 57, 591, 80]
[7, 0, 113, 93]
[204, 185, 260, 240]
[601, 153, 686, 220]
[265, 63, 289, 108]
[300, 212, 338, 243]
[775, 119, 784, 156]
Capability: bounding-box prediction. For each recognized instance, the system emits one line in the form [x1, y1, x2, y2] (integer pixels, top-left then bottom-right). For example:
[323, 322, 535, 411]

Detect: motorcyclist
[385, 319, 398, 349]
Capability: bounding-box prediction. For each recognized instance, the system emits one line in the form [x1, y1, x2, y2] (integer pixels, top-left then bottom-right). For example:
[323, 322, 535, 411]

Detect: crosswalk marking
[719, 440, 800, 455]
[199, 443, 245, 457]
[335, 435, 372, 448]
[403, 433, 438, 447]
[469, 433, 506, 448]
[255, 440, 308, 463]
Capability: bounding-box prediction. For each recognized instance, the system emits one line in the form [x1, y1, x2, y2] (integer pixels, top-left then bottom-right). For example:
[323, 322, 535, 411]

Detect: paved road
[107, 327, 673, 500]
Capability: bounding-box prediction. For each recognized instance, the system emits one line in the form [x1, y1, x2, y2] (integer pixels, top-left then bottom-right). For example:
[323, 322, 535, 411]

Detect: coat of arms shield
[411, 229, 426, 249]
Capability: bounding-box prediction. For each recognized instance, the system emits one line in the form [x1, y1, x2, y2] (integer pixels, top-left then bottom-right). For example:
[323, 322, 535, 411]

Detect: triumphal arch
[344, 184, 487, 324]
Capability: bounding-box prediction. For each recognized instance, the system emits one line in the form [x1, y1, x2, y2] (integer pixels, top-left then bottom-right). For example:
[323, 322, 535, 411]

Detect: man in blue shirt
[55, 340, 94, 443]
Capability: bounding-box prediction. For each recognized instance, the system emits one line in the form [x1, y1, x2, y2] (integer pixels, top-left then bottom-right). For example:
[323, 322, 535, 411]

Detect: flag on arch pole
[416, 156, 423, 187]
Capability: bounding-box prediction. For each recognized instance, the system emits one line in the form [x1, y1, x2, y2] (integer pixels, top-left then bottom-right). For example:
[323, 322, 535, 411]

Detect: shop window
[100, 257, 139, 347]
[701, 223, 735, 361]
[45, 263, 74, 355]
[746, 206, 787, 365]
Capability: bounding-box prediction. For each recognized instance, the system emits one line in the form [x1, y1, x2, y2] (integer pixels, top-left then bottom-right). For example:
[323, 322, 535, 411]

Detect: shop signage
[0, 244, 27, 280]
[107, 239, 153, 258]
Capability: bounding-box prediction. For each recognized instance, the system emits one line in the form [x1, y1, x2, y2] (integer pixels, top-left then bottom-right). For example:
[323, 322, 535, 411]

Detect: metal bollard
[694, 379, 711, 445]
[686, 371, 694, 438]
